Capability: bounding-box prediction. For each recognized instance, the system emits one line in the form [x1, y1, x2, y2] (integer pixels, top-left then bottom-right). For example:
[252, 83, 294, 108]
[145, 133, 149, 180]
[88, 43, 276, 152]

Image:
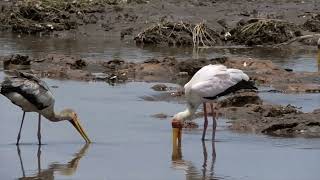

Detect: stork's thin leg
[37, 114, 41, 145]
[202, 103, 208, 141]
[16, 112, 26, 145]
[211, 103, 217, 141]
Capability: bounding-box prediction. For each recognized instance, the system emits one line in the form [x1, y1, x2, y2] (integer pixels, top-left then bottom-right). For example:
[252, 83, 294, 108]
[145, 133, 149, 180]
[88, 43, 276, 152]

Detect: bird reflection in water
[317, 38, 320, 72]
[172, 138, 217, 180]
[16, 144, 90, 180]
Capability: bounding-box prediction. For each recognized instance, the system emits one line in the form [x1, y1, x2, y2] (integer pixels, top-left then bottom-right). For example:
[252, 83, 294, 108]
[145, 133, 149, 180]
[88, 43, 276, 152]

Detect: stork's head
[171, 115, 183, 129]
[61, 109, 91, 143]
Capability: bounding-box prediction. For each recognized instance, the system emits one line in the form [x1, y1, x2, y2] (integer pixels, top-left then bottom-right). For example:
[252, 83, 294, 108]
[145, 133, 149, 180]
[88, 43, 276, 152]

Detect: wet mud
[1, 54, 319, 92]
[230, 19, 301, 46]
[134, 21, 222, 46]
[1, 0, 320, 47]
[225, 104, 320, 138]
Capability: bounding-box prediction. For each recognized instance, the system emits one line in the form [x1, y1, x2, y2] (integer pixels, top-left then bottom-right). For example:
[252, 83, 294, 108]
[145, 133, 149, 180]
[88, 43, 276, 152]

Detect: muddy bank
[212, 92, 319, 138]
[1, 0, 320, 48]
[134, 21, 222, 47]
[229, 19, 302, 46]
[224, 104, 320, 138]
[101, 56, 320, 93]
[0, 0, 146, 34]
[1, 54, 319, 92]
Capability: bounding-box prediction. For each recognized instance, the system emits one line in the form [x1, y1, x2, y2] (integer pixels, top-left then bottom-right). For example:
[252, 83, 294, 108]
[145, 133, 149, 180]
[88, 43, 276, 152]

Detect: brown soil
[134, 21, 222, 46]
[303, 14, 320, 32]
[230, 19, 302, 46]
[225, 104, 320, 138]
[3, 54, 31, 69]
[1, 54, 319, 92]
[1, 0, 320, 47]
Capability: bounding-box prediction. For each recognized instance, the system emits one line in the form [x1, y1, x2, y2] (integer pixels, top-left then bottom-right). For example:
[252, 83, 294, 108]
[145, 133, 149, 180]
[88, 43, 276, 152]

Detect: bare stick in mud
[274, 34, 320, 47]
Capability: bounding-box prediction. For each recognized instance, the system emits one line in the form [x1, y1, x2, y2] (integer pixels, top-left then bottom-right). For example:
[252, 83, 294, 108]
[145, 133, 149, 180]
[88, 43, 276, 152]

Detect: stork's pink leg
[211, 103, 217, 141]
[202, 103, 208, 141]
[16, 112, 26, 145]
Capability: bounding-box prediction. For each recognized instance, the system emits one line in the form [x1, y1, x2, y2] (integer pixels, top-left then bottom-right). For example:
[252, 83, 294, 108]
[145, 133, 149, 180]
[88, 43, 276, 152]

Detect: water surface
[1, 31, 320, 180]
[0, 72, 320, 180]
[0, 32, 318, 72]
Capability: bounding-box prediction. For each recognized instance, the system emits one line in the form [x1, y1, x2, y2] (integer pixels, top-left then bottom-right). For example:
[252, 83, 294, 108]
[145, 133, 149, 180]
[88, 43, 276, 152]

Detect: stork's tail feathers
[241, 80, 258, 90]
[0, 77, 13, 95]
[204, 79, 258, 100]
[0, 81, 2, 95]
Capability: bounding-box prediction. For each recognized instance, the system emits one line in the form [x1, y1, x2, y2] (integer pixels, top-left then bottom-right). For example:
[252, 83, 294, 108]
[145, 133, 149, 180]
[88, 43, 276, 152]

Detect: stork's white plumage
[172, 64, 257, 142]
[0, 71, 91, 145]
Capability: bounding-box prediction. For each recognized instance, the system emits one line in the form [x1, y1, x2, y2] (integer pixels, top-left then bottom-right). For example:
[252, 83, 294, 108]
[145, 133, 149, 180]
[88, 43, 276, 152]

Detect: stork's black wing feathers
[204, 80, 257, 100]
[1, 71, 54, 110]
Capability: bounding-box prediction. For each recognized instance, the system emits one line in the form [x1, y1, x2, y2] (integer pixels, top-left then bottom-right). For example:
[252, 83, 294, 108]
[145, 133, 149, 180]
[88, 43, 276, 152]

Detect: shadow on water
[172, 139, 218, 180]
[16, 144, 89, 179]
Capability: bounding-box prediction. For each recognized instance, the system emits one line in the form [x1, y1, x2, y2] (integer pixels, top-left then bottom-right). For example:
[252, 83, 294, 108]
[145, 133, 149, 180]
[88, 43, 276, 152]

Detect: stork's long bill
[172, 120, 182, 145]
[70, 116, 91, 143]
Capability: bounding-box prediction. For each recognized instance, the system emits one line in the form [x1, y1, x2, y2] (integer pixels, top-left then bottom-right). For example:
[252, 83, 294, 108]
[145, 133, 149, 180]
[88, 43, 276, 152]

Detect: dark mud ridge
[213, 92, 320, 138]
[2, 0, 320, 47]
[1, 54, 320, 93]
[135, 19, 303, 47]
[0, 0, 146, 34]
[135, 21, 222, 47]
[225, 104, 320, 138]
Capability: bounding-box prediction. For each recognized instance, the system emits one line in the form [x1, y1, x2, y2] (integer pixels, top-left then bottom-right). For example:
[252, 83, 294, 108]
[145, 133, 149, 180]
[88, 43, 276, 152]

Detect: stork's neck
[52, 112, 72, 122]
[43, 108, 73, 122]
[174, 103, 199, 122]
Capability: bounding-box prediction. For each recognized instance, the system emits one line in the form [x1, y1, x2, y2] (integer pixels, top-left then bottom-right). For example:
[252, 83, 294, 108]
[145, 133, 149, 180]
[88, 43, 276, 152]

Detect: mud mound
[176, 57, 227, 76]
[230, 19, 301, 46]
[217, 91, 262, 108]
[226, 104, 320, 137]
[3, 54, 31, 69]
[0, 0, 109, 33]
[303, 14, 320, 32]
[134, 21, 222, 47]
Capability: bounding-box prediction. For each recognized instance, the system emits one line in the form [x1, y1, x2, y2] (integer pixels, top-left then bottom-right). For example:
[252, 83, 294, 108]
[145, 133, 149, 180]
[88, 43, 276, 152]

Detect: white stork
[172, 64, 257, 142]
[0, 71, 91, 145]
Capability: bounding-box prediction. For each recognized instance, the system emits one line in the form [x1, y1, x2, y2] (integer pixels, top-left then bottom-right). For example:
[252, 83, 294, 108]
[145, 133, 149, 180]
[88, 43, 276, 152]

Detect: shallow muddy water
[1, 32, 319, 72]
[259, 92, 320, 112]
[1, 72, 320, 180]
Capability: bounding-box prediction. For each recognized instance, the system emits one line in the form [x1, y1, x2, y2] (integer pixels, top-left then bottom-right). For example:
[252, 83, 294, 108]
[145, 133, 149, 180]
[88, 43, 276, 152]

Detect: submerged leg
[16, 112, 26, 145]
[202, 103, 208, 141]
[37, 114, 41, 145]
[16, 145, 26, 177]
[201, 140, 208, 178]
[210, 140, 217, 179]
[37, 145, 41, 174]
[211, 103, 217, 141]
